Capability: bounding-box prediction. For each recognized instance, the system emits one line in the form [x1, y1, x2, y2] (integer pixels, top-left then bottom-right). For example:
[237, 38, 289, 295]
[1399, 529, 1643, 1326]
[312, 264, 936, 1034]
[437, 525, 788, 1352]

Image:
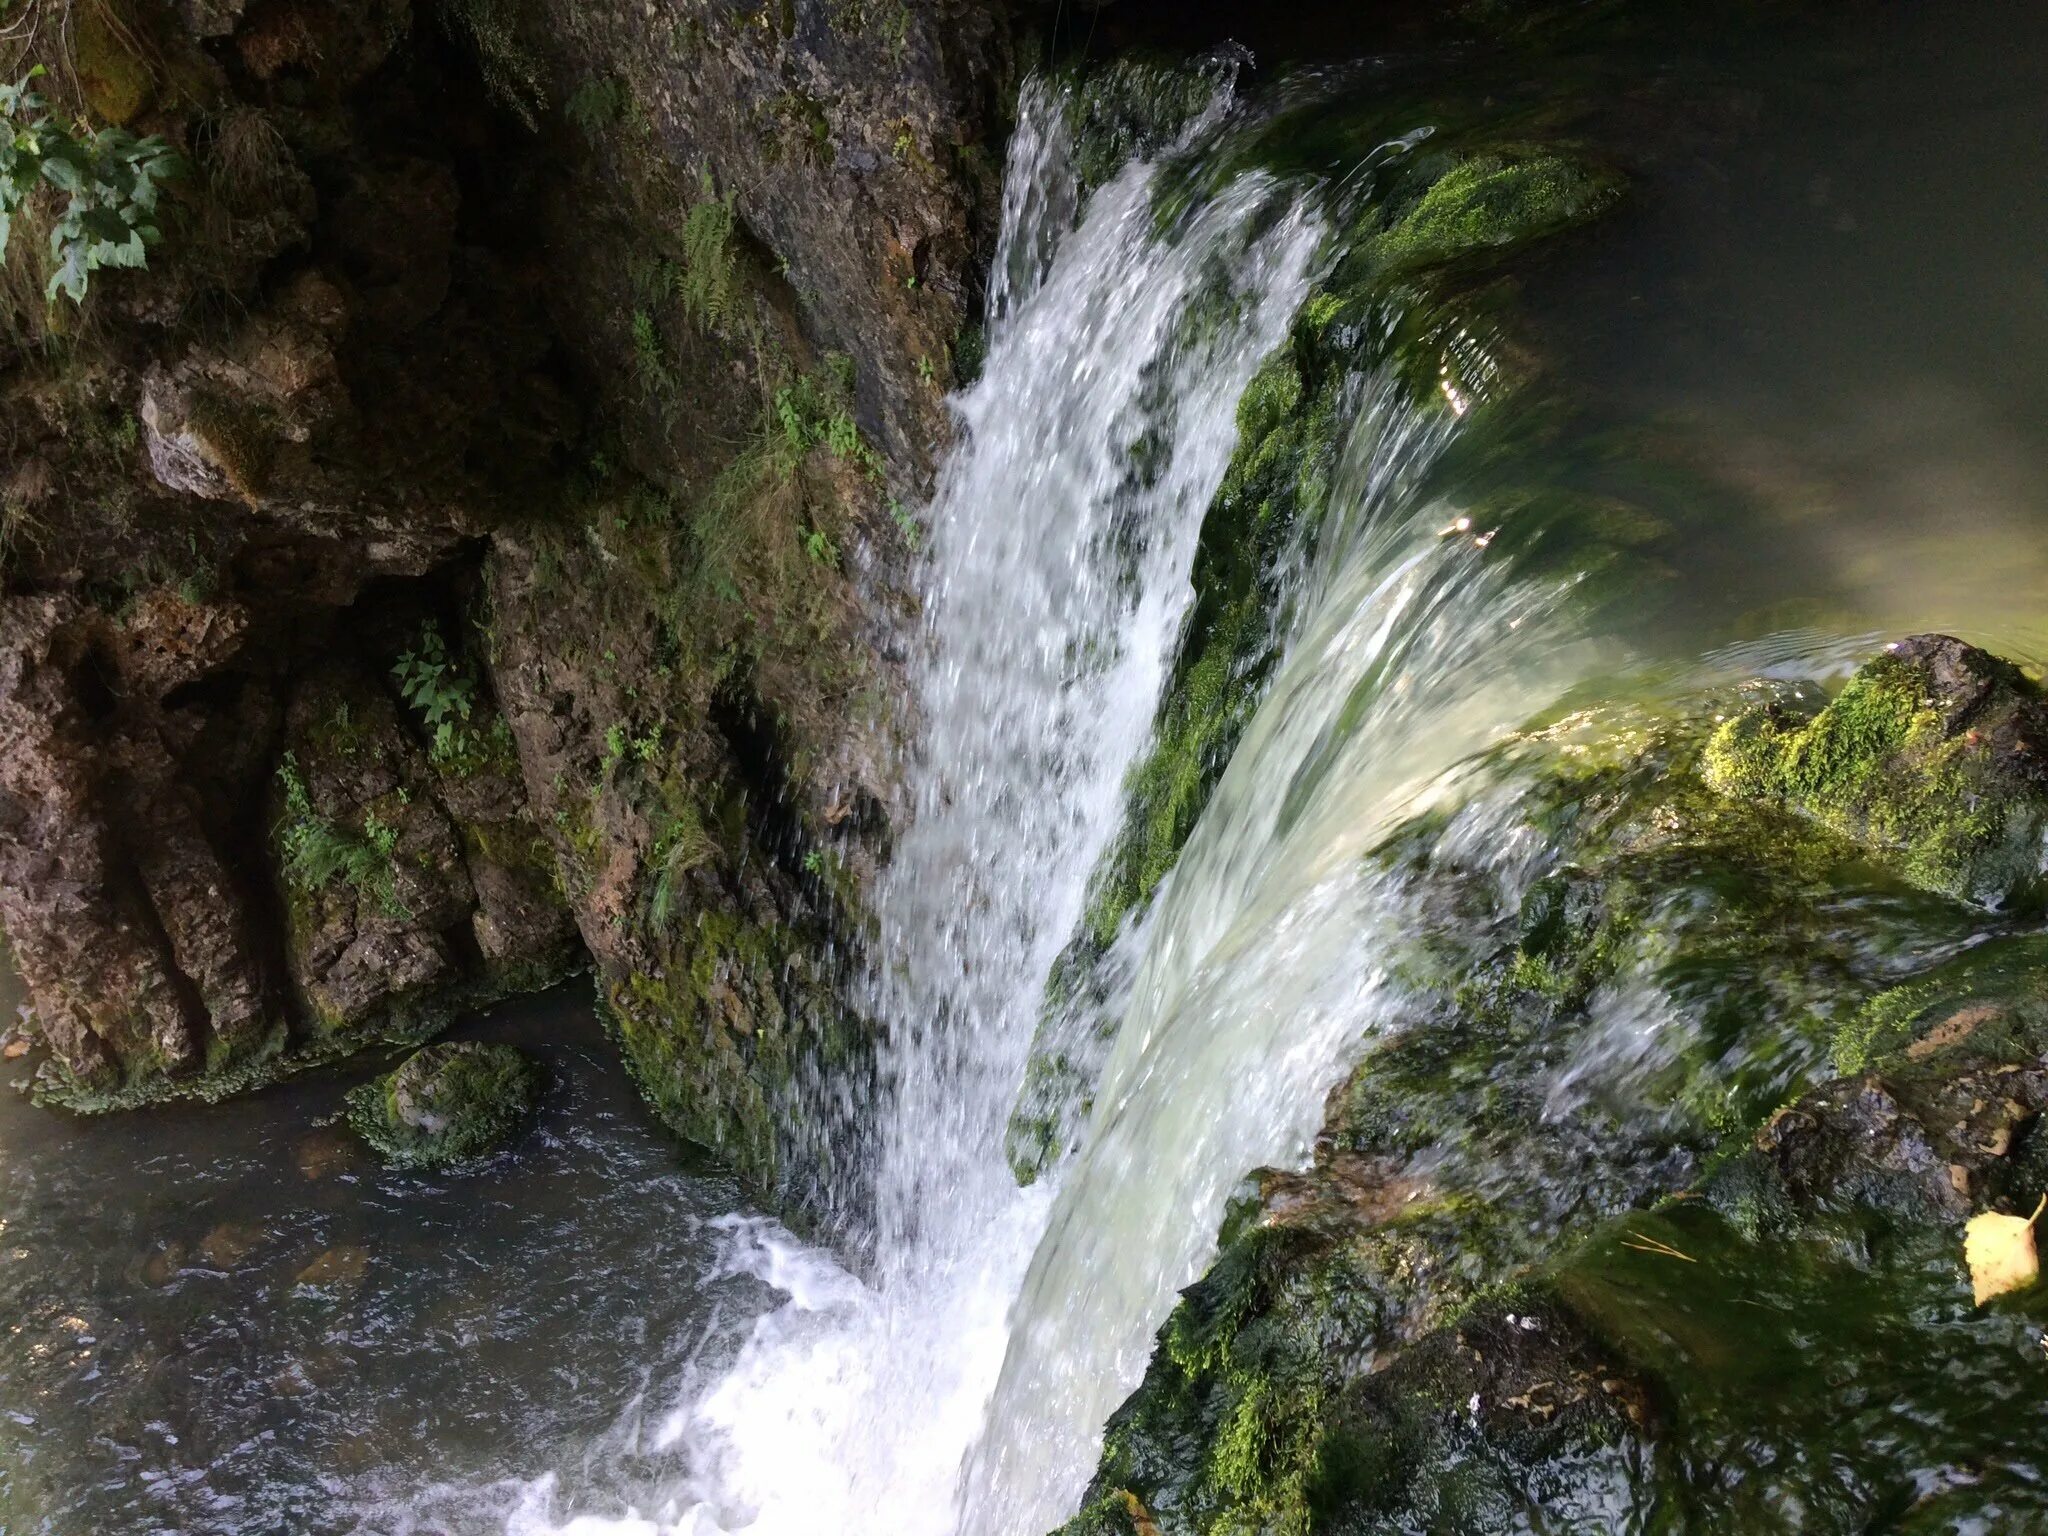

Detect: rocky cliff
[0, 0, 1010, 1220]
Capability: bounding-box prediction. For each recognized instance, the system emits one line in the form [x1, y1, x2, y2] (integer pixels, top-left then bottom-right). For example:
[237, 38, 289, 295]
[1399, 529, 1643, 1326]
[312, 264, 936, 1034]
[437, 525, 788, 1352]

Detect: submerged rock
[344, 1042, 540, 1169]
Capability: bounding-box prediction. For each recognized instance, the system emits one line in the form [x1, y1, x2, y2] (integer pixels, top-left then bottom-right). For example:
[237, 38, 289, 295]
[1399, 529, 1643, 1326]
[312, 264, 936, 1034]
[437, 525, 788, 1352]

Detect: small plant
[675, 174, 743, 331]
[274, 755, 409, 918]
[802, 526, 839, 568]
[889, 496, 921, 550]
[772, 365, 883, 479]
[565, 76, 627, 140]
[391, 624, 479, 764]
[648, 800, 715, 927]
[631, 308, 680, 403]
[0, 68, 185, 304]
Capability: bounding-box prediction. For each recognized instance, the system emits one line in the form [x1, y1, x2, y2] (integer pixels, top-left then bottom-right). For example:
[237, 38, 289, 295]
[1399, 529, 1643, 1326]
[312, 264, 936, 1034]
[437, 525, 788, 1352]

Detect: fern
[565, 76, 626, 140]
[648, 801, 716, 928]
[274, 755, 409, 919]
[675, 176, 742, 331]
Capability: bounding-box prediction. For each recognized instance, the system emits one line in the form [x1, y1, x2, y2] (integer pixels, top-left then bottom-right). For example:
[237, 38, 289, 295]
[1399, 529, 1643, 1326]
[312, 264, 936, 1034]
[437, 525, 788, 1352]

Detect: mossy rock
[73, 3, 156, 126]
[1367, 151, 1621, 276]
[1704, 634, 2048, 907]
[1049, 649, 2048, 1534]
[343, 1041, 540, 1168]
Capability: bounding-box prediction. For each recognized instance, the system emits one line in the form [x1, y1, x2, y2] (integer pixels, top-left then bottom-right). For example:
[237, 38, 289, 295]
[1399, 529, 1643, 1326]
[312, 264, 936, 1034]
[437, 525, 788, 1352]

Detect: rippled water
[0, 983, 770, 1536]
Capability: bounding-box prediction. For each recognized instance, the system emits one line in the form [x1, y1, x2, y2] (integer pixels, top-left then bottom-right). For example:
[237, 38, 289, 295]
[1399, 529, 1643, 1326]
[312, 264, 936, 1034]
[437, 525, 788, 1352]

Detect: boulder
[1705, 634, 2048, 906]
[344, 1041, 541, 1168]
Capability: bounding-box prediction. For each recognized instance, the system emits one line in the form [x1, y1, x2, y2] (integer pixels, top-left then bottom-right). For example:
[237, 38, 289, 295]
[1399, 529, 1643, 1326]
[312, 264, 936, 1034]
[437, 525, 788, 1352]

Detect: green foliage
[676, 176, 744, 332]
[565, 76, 628, 140]
[772, 363, 881, 478]
[274, 754, 409, 919]
[802, 526, 839, 568]
[888, 496, 921, 549]
[649, 799, 715, 928]
[0, 69, 184, 304]
[391, 623, 481, 765]
[630, 308, 681, 403]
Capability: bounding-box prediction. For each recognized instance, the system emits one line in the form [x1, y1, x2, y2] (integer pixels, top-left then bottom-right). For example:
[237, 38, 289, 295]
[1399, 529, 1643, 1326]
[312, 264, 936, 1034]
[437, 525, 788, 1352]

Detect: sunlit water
[5, 7, 2048, 1535]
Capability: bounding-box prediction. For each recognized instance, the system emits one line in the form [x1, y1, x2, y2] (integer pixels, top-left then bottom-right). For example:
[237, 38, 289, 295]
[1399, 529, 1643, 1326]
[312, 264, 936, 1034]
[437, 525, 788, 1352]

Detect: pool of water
[0, 975, 764, 1536]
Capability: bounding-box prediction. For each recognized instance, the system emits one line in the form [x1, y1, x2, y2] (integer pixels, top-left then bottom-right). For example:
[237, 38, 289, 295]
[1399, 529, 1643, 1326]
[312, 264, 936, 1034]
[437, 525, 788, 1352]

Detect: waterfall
[489, 70, 1595, 1536]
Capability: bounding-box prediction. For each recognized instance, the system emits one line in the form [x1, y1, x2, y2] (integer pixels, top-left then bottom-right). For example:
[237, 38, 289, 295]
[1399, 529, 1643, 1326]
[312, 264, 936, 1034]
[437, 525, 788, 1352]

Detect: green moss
[1062, 54, 1233, 197]
[184, 390, 275, 502]
[344, 1040, 541, 1167]
[1367, 152, 1619, 275]
[72, 3, 156, 126]
[599, 907, 856, 1208]
[1703, 647, 2047, 904]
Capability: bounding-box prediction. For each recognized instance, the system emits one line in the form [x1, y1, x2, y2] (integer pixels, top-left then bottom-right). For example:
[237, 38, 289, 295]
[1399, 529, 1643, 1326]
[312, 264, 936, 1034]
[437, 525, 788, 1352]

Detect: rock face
[345, 1041, 542, 1167]
[0, 0, 1009, 1209]
[1053, 643, 2048, 1535]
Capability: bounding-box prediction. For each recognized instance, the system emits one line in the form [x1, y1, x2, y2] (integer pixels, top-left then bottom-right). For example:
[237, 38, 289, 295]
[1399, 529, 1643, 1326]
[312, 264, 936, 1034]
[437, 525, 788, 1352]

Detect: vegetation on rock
[0, 67, 183, 303]
[344, 1040, 541, 1167]
[1704, 635, 2048, 906]
[1009, 69, 1628, 1182]
[1050, 638, 2048, 1535]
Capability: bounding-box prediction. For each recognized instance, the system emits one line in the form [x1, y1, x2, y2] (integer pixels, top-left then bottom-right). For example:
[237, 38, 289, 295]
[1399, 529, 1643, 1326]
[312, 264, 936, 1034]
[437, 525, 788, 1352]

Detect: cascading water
[491, 70, 1597, 1536]
[491, 75, 1323, 1536]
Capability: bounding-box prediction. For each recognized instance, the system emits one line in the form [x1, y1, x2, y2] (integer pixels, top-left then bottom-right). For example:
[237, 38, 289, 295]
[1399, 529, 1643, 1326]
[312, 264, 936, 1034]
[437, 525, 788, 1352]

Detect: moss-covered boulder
[344, 1041, 541, 1168]
[1705, 634, 2048, 907]
[1050, 643, 2048, 1535]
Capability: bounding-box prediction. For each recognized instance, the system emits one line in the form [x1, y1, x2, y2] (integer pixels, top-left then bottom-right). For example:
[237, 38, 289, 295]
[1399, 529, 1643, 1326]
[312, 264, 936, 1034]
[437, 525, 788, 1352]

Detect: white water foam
[472, 74, 1325, 1536]
[445, 69, 1602, 1536]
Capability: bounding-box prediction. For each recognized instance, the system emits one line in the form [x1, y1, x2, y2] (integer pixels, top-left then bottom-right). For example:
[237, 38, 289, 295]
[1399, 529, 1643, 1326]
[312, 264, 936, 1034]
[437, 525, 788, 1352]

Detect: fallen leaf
[1965, 1194, 2046, 1305]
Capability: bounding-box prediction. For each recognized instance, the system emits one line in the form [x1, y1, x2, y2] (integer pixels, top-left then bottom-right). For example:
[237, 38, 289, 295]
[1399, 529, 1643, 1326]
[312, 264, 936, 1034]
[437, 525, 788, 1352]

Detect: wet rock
[196, 1221, 266, 1271]
[1705, 634, 2048, 906]
[1052, 644, 2048, 1535]
[275, 666, 475, 1034]
[136, 1240, 188, 1288]
[0, 596, 210, 1085]
[344, 1042, 540, 1168]
[294, 1127, 356, 1182]
[293, 1244, 369, 1298]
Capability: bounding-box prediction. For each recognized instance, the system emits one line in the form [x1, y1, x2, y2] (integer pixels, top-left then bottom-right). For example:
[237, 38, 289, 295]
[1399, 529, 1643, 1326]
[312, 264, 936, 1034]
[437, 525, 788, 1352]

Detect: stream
[5, 3, 2048, 1533]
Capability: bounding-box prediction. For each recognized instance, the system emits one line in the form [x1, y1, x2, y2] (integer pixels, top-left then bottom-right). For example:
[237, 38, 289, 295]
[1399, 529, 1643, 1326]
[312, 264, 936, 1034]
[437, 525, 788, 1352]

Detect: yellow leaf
[1965, 1194, 2046, 1306]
